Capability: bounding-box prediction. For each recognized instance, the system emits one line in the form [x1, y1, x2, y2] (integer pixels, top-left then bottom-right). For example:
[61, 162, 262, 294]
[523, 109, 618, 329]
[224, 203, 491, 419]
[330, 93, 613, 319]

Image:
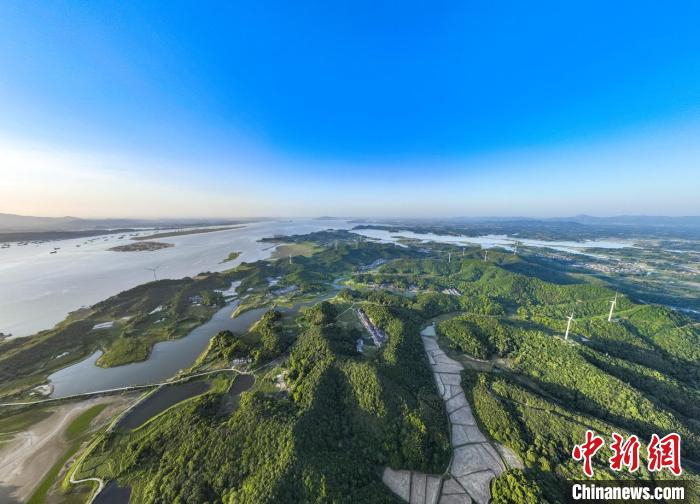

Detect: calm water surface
[116, 380, 212, 430]
[352, 228, 634, 255]
[0, 219, 352, 337]
[48, 302, 268, 397]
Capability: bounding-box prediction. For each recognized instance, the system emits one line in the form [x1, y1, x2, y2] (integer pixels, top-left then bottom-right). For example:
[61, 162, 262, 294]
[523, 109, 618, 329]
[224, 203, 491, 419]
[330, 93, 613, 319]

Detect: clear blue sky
[1, 1, 699, 217]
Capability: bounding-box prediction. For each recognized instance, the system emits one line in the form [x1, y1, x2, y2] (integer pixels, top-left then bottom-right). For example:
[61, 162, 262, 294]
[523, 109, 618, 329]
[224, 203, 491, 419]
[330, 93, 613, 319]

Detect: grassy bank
[0, 274, 231, 399]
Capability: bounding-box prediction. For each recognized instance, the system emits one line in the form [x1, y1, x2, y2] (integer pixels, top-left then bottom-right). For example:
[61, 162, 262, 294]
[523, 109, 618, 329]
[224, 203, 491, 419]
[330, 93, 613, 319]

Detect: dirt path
[0, 398, 119, 503]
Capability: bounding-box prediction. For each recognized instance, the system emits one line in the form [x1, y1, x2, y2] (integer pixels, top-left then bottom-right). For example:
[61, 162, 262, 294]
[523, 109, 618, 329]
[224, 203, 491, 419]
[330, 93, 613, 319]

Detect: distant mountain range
[545, 215, 700, 227]
[441, 215, 700, 227]
[353, 215, 700, 229]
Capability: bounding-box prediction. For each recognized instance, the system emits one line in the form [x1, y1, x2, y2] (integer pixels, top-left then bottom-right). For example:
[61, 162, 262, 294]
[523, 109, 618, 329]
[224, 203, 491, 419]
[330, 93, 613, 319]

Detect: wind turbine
[289, 254, 292, 265]
[462, 247, 465, 257]
[564, 311, 575, 341]
[483, 250, 488, 261]
[608, 293, 618, 322]
[448, 252, 451, 263]
[145, 264, 161, 281]
[513, 244, 518, 255]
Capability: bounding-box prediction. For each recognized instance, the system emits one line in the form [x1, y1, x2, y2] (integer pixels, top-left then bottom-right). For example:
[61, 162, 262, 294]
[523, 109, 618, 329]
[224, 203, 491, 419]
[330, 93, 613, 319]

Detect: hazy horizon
[4, 211, 700, 223]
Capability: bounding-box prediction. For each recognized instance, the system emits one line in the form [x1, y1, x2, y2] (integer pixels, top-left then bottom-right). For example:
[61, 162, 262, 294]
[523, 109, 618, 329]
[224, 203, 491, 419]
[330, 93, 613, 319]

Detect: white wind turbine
[608, 293, 618, 322]
[145, 264, 161, 281]
[564, 311, 575, 341]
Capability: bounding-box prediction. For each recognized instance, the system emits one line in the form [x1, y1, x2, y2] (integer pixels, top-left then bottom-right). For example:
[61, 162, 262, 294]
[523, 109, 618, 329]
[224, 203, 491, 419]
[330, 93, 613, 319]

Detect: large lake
[0, 219, 353, 337]
[352, 228, 634, 255]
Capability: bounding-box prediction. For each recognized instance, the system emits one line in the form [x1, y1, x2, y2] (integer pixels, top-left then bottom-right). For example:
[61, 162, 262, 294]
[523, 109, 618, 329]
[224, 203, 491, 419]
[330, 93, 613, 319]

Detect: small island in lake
[221, 250, 241, 263]
[109, 241, 174, 252]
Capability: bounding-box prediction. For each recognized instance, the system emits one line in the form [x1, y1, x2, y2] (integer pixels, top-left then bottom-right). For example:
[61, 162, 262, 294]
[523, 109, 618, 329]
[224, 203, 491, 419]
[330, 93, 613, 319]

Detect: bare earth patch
[0, 396, 132, 502]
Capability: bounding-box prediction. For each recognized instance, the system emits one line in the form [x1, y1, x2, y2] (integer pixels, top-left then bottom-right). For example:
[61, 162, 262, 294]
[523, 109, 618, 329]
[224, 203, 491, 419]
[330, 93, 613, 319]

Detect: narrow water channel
[48, 281, 344, 398]
[93, 481, 131, 504]
[48, 302, 268, 398]
[115, 380, 212, 430]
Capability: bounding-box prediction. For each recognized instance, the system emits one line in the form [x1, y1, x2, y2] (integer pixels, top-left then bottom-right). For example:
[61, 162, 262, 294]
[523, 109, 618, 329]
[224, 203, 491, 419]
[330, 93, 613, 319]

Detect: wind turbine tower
[564, 311, 574, 341]
[462, 247, 465, 257]
[608, 293, 618, 322]
[513, 244, 518, 255]
[448, 252, 451, 263]
[145, 264, 161, 281]
[289, 254, 292, 265]
[483, 250, 488, 261]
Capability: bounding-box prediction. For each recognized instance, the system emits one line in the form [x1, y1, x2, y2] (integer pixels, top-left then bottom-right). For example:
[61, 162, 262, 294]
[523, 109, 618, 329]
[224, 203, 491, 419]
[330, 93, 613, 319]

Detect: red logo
[572, 430, 605, 477]
[573, 431, 683, 477]
[609, 433, 640, 472]
[648, 433, 682, 476]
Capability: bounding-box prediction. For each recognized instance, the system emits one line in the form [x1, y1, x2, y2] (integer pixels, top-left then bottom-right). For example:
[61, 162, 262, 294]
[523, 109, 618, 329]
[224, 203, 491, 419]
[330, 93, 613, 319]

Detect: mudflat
[0, 397, 129, 502]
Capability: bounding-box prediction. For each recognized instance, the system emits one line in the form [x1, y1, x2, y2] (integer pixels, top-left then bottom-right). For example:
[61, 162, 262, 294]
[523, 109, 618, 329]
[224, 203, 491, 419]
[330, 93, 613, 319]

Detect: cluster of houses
[442, 288, 462, 296]
[356, 309, 387, 347]
[275, 371, 289, 391]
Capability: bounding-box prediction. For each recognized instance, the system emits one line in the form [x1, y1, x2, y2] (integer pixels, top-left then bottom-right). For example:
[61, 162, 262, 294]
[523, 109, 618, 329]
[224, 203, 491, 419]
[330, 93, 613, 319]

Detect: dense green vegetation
[250, 310, 291, 364]
[7, 228, 699, 502]
[490, 469, 548, 504]
[438, 314, 519, 359]
[76, 294, 449, 502]
[346, 240, 700, 498]
[195, 330, 251, 368]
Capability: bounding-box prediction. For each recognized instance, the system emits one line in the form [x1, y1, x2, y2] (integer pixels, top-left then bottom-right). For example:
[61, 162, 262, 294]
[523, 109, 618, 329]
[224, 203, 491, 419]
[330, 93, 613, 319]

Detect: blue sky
[1, 1, 699, 217]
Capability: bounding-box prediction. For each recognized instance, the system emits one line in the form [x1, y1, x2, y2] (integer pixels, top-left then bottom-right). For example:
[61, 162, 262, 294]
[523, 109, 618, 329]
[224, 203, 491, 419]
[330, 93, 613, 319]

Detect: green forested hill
[72, 234, 699, 502]
[77, 300, 450, 503]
